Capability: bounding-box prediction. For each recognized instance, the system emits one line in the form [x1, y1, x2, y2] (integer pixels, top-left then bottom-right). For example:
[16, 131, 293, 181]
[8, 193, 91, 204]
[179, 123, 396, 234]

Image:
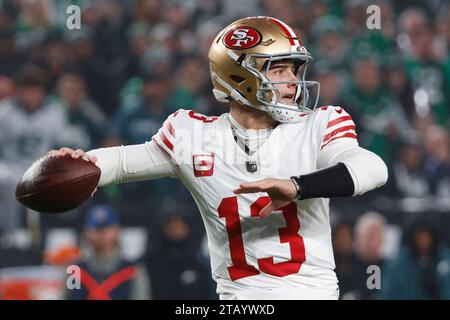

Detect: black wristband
[291, 163, 355, 200]
[290, 177, 302, 198]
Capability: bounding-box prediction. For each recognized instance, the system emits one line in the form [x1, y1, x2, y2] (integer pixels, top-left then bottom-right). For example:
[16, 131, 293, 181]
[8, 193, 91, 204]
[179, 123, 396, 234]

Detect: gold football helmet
[208, 16, 319, 122]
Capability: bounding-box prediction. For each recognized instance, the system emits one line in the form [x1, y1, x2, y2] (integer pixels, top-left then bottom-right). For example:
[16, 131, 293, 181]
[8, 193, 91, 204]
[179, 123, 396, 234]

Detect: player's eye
[270, 67, 283, 75]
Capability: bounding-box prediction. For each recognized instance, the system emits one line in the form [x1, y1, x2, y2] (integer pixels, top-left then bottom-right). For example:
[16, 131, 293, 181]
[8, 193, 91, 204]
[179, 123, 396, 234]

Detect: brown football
[15, 154, 101, 213]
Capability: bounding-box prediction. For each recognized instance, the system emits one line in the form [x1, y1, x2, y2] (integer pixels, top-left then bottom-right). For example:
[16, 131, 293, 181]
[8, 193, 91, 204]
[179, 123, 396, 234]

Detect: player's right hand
[47, 147, 98, 197]
[47, 147, 97, 164]
[234, 178, 297, 218]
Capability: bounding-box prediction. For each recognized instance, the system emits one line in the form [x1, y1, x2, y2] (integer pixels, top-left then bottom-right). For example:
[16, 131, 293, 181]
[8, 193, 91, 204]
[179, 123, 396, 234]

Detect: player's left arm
[306, 106, 388, 198]
[235, 107, 388, 217]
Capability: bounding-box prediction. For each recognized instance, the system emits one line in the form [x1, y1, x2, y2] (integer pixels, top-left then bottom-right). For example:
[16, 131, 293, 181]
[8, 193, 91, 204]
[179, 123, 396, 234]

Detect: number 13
[218, 196, 306, 281]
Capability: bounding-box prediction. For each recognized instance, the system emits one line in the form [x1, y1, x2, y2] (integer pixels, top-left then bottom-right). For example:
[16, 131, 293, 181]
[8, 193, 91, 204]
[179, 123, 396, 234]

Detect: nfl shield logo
[193, 154, 215, 177]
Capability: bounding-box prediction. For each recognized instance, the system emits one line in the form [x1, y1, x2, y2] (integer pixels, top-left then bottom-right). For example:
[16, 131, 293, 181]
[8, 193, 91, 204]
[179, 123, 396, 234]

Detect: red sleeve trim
[160, 131, 174, 151]
[323, 125, 356, 142]
[321, 133, 357, 150]
[327, 115, 353, 129]
[165, 122, 175, 137]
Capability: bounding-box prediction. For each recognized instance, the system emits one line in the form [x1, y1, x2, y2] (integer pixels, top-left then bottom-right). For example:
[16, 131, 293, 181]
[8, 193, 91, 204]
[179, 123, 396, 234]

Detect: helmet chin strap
[261, 82, 303, 123]
[267, 106, 299, 123]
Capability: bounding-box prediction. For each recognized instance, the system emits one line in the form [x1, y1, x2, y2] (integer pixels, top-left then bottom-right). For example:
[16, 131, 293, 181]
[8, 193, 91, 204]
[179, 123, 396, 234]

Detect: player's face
[85, 226, 120, 254]
[266, 60, 298, 105]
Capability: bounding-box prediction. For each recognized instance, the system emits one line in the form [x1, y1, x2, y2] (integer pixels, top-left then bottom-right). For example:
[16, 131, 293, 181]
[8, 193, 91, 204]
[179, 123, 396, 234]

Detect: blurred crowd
[0, 0, 449, 300]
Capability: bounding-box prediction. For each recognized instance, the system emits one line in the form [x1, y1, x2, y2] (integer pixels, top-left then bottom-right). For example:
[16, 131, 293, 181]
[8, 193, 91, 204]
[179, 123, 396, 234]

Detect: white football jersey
[152, 106, 358, 295]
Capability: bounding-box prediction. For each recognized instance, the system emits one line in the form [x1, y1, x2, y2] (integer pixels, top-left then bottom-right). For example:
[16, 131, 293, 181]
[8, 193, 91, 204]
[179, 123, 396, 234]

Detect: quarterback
[49, 17, 388, 300]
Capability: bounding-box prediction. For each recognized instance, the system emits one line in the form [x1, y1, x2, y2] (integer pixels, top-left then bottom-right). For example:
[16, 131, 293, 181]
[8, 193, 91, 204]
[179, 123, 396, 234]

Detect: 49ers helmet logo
[223, 27, 262, 49]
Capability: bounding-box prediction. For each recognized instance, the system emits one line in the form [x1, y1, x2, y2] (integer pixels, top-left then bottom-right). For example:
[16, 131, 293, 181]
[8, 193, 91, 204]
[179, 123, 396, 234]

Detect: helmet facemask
[242, 51, 320, 123]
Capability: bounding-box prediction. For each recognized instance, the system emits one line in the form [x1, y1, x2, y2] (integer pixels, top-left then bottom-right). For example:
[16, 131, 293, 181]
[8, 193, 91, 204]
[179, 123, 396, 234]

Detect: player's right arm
[48, 110, 186, 187]
[48, 140, 177, 187]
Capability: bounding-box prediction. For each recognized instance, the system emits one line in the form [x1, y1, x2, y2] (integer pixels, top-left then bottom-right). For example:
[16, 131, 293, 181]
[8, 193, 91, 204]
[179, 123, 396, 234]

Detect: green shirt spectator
[344, 58, 411, 165]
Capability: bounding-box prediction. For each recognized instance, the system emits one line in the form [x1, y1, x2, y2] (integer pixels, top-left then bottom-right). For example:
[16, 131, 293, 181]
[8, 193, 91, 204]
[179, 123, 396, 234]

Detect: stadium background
[0, 0, 449, 300]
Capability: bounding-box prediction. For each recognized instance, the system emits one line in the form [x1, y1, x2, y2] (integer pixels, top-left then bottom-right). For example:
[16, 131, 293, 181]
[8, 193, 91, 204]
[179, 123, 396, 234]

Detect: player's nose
[287, 82, 296, 89]
[287, 78, 297, 90]
[288, 69, 297, 81]
[286, 70, 297, 88]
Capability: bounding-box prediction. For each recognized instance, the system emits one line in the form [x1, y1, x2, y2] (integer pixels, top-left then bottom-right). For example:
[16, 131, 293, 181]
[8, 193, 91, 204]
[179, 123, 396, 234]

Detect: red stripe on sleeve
[166, 122, 175, 137]
[152, 138, 180, 169]
[321, 133, 357, 149]
[327, 116, 353, 129]
[323, 125, 355, 142]
[160, 132, 174, 151]
[152, 138, 170, 157]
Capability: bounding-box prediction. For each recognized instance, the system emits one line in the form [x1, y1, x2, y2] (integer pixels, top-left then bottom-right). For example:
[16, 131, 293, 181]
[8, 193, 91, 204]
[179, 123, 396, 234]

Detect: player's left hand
[233, 178, 297, 218]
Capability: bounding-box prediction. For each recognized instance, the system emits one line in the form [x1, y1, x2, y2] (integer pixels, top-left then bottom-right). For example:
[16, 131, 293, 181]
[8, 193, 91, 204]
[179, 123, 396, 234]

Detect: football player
[49, 16, 388, 300]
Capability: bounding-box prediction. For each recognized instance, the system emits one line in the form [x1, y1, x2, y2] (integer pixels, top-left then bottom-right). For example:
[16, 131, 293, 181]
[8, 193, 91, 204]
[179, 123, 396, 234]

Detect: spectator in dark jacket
[332, 219, 366, 300]
[144, 212, 212, 299]
[380, 216, 450, 299]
